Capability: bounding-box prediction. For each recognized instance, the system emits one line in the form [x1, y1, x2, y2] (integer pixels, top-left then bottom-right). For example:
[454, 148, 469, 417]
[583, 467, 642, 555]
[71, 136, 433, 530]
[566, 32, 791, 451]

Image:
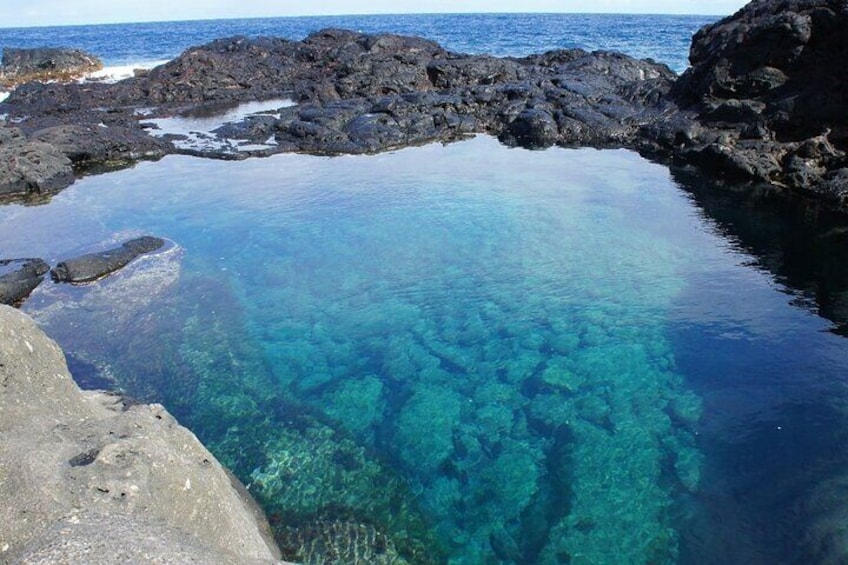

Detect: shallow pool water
[3, 136, 848, 564]
[142, 97, 294, 153]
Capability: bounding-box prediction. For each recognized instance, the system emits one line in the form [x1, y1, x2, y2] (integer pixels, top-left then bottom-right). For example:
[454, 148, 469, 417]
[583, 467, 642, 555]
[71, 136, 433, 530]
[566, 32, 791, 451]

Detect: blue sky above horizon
[0, 1, 750, 28]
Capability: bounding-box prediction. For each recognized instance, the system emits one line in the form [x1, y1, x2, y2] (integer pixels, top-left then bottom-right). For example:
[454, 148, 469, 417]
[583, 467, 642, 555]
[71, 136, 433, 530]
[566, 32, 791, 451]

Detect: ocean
[4, 12, 848, 565]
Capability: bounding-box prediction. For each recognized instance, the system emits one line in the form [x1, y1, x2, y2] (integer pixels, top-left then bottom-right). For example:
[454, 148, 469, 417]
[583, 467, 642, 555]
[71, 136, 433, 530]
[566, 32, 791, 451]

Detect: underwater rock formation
[0, 305, 285, 564]
[276, 520, 412, 565]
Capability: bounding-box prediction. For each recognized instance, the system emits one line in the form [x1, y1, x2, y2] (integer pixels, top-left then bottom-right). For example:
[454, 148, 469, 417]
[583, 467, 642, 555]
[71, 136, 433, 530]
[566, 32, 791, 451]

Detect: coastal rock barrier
[0, 0, 845, 207]
[0, 305, 287, 564]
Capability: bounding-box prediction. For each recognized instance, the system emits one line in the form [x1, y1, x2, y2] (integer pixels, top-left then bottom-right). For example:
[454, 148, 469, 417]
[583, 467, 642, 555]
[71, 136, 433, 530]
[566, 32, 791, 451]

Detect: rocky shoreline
[0, 0, 846, 207]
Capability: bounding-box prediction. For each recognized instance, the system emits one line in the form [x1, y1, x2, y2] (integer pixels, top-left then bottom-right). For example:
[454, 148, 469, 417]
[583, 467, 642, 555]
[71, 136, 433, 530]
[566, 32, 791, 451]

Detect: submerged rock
[0, 305, 284, 563]
[51, 236, 166, 283]
[0, 257, 49, 306]
[277, 520, 411, 565]
[0, 46, 103, 88]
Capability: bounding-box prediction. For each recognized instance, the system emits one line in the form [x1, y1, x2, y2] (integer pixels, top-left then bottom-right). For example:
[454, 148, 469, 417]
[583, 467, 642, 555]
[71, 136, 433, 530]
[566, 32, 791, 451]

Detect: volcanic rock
[0, 1, 847, 207]
[51, 236, 166, 283]
[0, 258, 49, 306]
[657, 0, 848, 202]
[0, 125, 74, 199]
[0, 47, 103, 89]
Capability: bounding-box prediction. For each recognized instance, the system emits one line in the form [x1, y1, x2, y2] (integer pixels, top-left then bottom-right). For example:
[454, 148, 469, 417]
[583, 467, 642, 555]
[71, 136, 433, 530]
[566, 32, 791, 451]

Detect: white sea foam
[0, 91, 9, 104]
[84, 60, 171, 84]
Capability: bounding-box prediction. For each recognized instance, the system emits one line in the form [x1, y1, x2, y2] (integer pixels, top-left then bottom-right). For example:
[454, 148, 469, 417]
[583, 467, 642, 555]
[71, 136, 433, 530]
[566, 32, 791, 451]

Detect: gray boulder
[0, 305, 285, 564]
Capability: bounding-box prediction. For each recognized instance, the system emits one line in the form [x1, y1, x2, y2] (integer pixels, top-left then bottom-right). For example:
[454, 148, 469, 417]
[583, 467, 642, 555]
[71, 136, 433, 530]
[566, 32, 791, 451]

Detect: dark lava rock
[1, 27, 674, 150]
[51, 236, 166, 283]
[32, 123, 171, 168]
[0, 47, 103, 88]
[674, 0, 848, 132]
[501, 108, 560, 149]
[0, 125, 75, 199]
[657, 0, 848, 203]
[0, 258, 50, 306]
[0, 28, 674, 190]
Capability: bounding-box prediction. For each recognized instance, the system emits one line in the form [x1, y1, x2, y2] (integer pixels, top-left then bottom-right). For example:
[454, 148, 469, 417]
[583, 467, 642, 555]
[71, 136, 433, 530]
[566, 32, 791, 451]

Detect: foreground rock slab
[51, 236, 166, 283]
[0, 305, 285, 564]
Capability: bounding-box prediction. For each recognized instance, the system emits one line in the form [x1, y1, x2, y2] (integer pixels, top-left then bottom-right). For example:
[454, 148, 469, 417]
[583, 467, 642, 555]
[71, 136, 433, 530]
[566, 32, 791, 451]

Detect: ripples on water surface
[2, 137, 848, 564]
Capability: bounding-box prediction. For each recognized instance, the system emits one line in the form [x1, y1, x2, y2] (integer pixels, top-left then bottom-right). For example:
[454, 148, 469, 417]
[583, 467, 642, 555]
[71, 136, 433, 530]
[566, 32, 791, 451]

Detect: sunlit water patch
[2, 136, 848, 564]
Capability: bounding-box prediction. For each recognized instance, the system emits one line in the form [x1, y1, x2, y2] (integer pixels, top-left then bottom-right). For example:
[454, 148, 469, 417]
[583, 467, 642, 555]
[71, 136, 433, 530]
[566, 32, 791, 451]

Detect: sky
[0, 1, 751, 28]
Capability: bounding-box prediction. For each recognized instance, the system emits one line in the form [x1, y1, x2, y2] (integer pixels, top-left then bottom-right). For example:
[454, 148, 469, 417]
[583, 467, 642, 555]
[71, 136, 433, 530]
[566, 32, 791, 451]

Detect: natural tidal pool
[3, 136, 848, 564]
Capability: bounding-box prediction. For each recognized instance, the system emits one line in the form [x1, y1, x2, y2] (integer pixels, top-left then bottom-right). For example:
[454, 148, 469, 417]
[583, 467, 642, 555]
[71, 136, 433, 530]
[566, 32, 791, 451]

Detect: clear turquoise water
[3, 137, 848, 563]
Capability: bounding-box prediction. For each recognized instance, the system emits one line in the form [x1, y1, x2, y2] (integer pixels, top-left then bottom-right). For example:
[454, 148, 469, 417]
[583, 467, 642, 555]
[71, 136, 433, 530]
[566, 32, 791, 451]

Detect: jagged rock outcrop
[0, 305, 286, 564]
[652, 0, 848, 202]
[0, 47, 102, 89]
[0, 28, 676, 198]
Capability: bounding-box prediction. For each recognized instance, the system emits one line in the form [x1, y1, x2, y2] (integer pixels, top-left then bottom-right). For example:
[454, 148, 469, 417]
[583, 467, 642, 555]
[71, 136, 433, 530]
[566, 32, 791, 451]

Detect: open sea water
[4, 12, 848, 565]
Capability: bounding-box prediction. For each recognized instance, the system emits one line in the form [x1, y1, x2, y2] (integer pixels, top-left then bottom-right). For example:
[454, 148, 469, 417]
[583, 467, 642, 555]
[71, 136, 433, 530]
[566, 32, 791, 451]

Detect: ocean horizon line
[0, 10, 727, 31]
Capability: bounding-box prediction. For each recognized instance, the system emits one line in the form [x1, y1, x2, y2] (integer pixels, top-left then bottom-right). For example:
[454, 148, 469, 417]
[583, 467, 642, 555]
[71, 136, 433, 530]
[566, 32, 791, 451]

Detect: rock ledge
[0, 305, 286, 564]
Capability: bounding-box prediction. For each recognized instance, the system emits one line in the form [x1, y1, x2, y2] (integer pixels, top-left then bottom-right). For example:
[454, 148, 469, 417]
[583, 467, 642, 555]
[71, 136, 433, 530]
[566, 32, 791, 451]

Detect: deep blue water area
[2, 137, 848, 563]
[0, 13, 717, 72]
